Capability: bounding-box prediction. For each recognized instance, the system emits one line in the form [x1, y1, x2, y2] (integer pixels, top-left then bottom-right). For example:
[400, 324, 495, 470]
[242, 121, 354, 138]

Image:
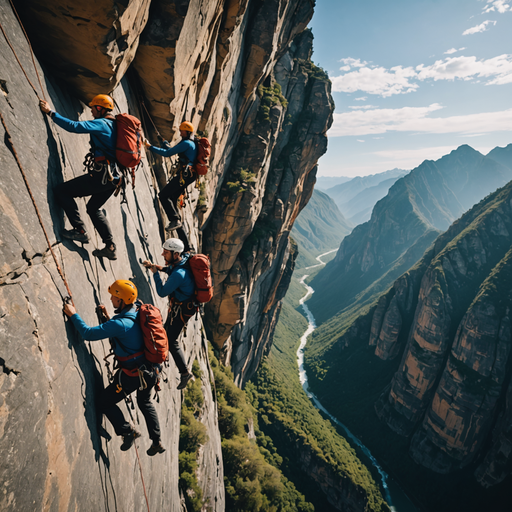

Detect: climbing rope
[1, 1, 45, 100]
[1, 3, 73, 301]
[140, 99, 162, 140]
[7, 0, 46, 100]
[134, 444, 151, 512]
[0, 111, 74, 303]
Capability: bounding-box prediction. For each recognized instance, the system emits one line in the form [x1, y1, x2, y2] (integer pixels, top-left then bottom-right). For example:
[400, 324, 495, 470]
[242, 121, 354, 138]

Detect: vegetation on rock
[210, 346, 315, 512]
[179, 361, 207, 511]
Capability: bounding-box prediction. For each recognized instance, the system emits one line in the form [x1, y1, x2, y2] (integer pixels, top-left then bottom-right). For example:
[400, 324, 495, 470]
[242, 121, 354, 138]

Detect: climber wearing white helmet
[142, 238, 195, 390]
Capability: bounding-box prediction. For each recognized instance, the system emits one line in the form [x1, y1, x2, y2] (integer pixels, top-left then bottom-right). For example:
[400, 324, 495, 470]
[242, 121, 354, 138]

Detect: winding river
[295, 250, 417, 512]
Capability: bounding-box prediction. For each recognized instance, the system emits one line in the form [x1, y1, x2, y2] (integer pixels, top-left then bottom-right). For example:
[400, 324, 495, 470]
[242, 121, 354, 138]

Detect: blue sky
[309, 0, 512, 177]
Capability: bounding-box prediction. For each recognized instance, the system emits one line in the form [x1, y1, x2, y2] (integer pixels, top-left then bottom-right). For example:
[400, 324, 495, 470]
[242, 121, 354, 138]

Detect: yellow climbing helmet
[108, 279, 138, 304]
[179, 121, 194, 133]
[89, 94, 114, 110]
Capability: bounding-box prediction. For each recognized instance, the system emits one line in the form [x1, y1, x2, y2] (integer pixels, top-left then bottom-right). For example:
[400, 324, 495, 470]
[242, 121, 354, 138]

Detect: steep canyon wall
[307, 179, 512, 494]
[0, 0, 333, 509]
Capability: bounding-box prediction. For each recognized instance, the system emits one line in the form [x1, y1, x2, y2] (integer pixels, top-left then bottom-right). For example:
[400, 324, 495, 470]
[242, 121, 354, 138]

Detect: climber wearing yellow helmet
[39, 94, 119, 261]
[63, 280, 165, 456]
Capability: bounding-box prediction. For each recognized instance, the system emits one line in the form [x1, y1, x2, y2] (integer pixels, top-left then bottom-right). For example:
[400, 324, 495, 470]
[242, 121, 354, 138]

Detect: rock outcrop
[1, 0, 334, 509]
[14, 0, 152, 100]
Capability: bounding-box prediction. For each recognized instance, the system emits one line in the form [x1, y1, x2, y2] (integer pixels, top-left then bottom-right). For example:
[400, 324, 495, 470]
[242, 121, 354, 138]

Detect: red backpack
[192, 137, 211, 176]
[188, 254, 214, 303]
[115, 113, 142, 169]
[139, 303, 168, 364]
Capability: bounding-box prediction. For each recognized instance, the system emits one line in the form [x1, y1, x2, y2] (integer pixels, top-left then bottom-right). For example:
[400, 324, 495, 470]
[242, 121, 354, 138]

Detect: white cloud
[331, 65, 419, 97]
[416, 54, 512, 84]
[339, 58, 368, 69]
[330, 54, 512, 96]
[355, 96, 367, 101]
[373, 146, 459, 162]
[349, 105, 378, 110]
[329, 105, 512, 137]
[463, 20, 496, 35]
[444, 47, 466, 55]
[483, 1, 511, 14]
[357, 140, 365, 143]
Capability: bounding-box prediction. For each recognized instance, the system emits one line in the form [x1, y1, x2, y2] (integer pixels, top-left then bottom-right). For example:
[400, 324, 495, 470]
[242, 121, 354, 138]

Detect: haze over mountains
[321, 168, 406, 224]
[291, 189, 352, 268]
[308, 144, 512, 325]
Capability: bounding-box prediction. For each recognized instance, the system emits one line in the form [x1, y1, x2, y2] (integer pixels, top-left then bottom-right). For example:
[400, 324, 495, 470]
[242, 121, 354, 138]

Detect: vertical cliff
[1, 0, 334, 509]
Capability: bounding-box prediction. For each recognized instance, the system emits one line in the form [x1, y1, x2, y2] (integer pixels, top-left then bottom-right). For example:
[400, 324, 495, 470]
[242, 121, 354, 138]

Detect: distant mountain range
[321, 168, 407, 224]
[308, 144, 512, 326]
[315, 175, 352, 190]
[291, 189, 352, 268]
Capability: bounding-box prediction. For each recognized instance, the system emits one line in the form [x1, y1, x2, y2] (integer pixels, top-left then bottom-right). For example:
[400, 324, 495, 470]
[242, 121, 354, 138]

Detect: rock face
[308, 179, 512, 490]
[1, 0, 333, 509]
[308, 144, 512, 326]
[14, 0, 152, 100]
[201, 28, 333, 385]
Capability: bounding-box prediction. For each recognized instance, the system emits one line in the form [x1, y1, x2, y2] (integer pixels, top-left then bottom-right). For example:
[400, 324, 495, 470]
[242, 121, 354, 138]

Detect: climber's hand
[39, 100, 51, 114]
[63, 303, 76, 317]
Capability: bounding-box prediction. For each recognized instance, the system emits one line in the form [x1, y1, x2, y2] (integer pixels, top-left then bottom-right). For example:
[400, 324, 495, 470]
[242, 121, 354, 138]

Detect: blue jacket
[52, 113, 116, 159]
[149, 139, 197, 164]
[154, 253, 195, 302]
[70, 305, 145, 367]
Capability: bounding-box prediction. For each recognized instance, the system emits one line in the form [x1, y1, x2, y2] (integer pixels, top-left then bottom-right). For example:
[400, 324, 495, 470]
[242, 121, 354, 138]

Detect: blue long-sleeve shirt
[52, 112, 116, 159]
[70, 306, 145, 367]
[149, 139, 197, 164]
[153, 253, 195, 302]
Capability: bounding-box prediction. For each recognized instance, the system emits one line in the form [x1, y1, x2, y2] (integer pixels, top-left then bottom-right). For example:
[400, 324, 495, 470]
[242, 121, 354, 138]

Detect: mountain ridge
[308, 144, 512, 325]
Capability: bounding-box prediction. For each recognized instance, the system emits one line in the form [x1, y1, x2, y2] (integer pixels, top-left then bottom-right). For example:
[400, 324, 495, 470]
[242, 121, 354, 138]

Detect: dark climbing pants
[165, 299, 197, 375]
[97, 366, 161, 441]
[158, 167, 196, 251]
[54, 171, 116, 244]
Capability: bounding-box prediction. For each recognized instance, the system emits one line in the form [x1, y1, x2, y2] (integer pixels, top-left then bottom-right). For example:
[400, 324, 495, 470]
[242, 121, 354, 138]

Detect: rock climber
[40, 95, 119, 260]
[144, 122, 197, 252]
[142, 238, 196, 390]
[63, 280, 165, 456]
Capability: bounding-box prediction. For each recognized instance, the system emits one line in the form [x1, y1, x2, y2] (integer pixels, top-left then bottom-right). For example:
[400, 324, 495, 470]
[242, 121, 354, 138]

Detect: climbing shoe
[177, 372, 194, 390]
[62, 228, 89, 243]
[147, 441, 166, 456]
[93, 244, 117, 261]
[120, 428, 141, 451]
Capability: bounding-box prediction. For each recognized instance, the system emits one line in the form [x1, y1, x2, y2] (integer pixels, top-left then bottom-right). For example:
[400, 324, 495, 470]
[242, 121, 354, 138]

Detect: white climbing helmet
[163, 238, 184, 253]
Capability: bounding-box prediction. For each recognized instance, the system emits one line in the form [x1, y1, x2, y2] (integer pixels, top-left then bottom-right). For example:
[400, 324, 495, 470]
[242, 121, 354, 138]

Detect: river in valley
[295, 250, 418, 512]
